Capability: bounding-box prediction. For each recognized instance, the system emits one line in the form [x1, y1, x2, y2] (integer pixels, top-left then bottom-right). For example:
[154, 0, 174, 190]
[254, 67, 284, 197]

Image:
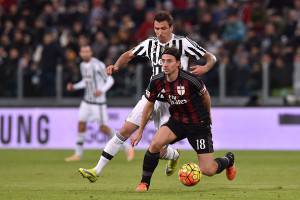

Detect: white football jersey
[73, 57, 114, 104]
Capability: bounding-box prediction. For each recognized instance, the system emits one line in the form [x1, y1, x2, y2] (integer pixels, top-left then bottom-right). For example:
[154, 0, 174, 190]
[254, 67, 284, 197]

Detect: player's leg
[65, 101, 88, 162]
[99, 104, 135, 161]
[79, 98, 144, 180]
[78, 103, 138, 182]
[94, 97, 149, 169]
[65, 121, 86, 162]
[99, 123, 134, 161]
[153, 101, 180, 175]
[136, 125, 177, 192]
[197, 152, 236, 179]
[92, 121, 137, 177]
[187, 124, 236, 179]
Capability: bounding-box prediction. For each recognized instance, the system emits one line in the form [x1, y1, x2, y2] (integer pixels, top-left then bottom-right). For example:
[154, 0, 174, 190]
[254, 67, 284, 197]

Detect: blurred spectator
[270, 57, 293, 96]
[37, 31, 65, 96]
[2, 47, 19, 96]
[135, 10, 154, 42]
[222, 9, 246, 43]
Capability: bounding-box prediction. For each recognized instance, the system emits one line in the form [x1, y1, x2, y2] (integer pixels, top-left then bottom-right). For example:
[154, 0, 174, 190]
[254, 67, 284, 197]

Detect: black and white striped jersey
[73, 57, 114, 104]
[132, 33, 207, 77]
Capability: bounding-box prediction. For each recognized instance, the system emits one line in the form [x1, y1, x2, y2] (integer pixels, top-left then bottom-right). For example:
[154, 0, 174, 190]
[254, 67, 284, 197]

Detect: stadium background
[0, 0, 300, 200]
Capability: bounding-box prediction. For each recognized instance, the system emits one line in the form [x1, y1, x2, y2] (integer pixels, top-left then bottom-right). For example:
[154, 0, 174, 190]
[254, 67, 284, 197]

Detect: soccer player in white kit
[78, 11, 216, 183]
[65, 45, 134, 162]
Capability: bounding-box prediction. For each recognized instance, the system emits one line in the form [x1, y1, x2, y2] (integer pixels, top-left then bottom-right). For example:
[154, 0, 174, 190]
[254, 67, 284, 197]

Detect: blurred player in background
[65, 45, 134, 162]
[78, 11, 216, 182]
[131, 47, 236, 191]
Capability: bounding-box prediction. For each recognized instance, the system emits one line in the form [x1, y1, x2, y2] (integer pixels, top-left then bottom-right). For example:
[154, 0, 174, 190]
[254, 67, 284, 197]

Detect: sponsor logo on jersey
[168, 94, 187, 105]
[157, 88, 165, 99]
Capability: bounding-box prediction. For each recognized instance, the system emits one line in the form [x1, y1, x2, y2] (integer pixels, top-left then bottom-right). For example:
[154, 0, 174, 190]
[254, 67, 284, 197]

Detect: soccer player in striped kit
[132, 47, 236, 191]
[65, 45, 134, 162]
[78, 11, 217, 183]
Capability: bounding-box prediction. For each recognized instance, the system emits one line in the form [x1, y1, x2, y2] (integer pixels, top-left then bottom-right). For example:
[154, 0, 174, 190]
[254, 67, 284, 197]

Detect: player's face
[162, 54, 180, 75]
[80, 46, 92, 61]
[154, 21, 173, 43]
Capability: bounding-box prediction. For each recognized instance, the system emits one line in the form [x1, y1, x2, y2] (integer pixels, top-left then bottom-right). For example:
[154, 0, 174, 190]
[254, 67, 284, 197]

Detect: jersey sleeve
[145, 80, 159, 102]
[182, 37, 207, 60]
[131, 38, 150, 59]
[96, 60, 114, 93]
[194, 77, 207, 96]
[73, 64, 86, 90]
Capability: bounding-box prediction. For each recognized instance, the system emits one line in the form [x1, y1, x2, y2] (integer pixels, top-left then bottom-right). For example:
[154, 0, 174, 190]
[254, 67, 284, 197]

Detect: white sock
[106, 129, 130, 152]
[160, 146, 179, 160]
[94, 133, 126, 175]
[75, 133, 85, 157]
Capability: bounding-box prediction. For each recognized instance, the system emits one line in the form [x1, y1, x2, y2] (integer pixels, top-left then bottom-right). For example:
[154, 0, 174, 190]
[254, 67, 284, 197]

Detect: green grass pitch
[0, 150, 299, 200]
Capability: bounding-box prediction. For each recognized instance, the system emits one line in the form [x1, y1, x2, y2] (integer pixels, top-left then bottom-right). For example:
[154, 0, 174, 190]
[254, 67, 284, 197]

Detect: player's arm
[191, 51, 217, 76]
[67, 64, 85, 91]
[106, 50, 136, 75]
[67, 79, 86, 91]
[183, 37, 217, 76]
[131, 100, 154, 146]
[106, 39, 150, 75]
[95, 62, 115, 96]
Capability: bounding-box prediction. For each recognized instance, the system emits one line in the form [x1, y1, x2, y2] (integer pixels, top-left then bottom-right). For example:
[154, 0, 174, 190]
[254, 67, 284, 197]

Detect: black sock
[141, 150, 160, 185]
[214, 157, 230, 174]
[101, 151, 113, 160]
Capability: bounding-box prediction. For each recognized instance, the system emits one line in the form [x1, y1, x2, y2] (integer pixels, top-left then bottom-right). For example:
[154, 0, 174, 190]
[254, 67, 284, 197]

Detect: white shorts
[126, 95, 170, 129]
[78, 101, 108, 125]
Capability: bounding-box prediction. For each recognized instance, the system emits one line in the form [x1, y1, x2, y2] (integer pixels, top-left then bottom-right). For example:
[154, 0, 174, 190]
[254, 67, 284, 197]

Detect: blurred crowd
[0, 0, 300, 101]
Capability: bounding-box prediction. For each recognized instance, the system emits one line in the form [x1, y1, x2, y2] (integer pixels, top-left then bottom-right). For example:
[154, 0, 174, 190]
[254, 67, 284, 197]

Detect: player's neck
[83, 58, 91, 63]
[166, 69, 179, 82]
[158, 33, 173, 44]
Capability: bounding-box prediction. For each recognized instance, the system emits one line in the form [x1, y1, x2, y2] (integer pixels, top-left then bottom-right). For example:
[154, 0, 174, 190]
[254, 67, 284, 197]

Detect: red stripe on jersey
[183, 79, 199, 124]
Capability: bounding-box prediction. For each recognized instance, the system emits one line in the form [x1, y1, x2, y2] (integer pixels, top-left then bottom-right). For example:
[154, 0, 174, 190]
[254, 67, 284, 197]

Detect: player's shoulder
[92, 57, 105, 67]
[180, 70, 197, 79]
[180, 70, 202, 85]
[151, 72, 164, 81]
[174, 34, 185, 40]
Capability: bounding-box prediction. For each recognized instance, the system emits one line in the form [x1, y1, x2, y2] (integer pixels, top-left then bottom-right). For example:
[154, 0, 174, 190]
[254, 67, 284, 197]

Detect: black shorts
[162, 119, 214, 154]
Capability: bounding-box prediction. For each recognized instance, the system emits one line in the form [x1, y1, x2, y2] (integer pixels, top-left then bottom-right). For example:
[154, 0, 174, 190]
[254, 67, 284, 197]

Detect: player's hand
[66, 83, 74, 91]
[94, 90, 102, 97]
[106, 65, 119, 75]
[131, 131, 143, 147]
[190, 65, 208, 76]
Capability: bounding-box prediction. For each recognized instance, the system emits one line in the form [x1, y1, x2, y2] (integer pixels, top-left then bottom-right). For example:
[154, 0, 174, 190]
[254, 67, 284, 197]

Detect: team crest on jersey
[177, 85, 185, 96]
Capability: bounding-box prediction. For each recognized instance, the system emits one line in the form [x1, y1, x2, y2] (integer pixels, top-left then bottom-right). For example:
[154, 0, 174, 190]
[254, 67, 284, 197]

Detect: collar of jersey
[157, 33, 175, 46]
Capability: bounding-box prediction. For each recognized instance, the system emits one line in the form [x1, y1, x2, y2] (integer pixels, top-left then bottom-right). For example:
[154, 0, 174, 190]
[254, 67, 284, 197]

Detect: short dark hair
[154, 11, 173, 26]
[162, 47, 181, 61]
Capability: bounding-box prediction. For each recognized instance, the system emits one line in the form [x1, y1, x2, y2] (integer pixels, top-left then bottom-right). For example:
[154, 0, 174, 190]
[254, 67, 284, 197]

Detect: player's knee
[118, 127, 132, 138]
[78, 122, 86, 132]
[149, 142, 163, 153]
